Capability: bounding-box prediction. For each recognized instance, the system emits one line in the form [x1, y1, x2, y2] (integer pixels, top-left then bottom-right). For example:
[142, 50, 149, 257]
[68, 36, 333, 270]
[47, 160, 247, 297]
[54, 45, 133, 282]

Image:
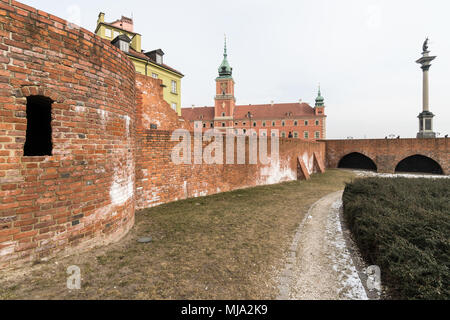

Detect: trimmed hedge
[343, 177, 450, 300]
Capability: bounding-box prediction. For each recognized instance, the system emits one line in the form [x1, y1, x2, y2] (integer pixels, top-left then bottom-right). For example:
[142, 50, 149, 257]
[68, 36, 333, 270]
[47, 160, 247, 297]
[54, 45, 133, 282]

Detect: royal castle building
[182, 41, 327, 140]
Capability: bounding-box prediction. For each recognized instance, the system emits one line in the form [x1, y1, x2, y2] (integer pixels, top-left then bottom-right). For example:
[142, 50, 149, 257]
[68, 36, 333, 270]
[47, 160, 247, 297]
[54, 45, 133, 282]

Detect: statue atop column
[416, 38, 437, 138]
[422, 37, 429, 52]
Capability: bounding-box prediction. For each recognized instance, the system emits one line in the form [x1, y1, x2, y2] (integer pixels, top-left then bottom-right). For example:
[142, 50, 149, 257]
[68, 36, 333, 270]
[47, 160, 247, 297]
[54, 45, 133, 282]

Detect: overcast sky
[22, 0, 449, 139]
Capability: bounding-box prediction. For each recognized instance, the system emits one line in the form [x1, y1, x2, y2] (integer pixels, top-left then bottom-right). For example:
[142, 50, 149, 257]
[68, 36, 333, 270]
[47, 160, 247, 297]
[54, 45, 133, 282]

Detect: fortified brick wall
[0, 1, 136, 268]
[135, 130, 325, 210]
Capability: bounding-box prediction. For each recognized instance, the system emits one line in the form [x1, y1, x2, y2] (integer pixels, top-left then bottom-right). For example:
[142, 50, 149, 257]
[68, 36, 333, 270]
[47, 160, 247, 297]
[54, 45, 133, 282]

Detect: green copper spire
[315, 85, 324, 107]
[218, 35, 233, 78]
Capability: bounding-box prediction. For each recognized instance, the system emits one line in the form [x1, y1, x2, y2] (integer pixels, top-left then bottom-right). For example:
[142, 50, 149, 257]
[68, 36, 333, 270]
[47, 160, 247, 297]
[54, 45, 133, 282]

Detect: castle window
[105, 28, 112, 38]
[281, 132, 286, 138]
[271, 132, 276, 137]
[315, 131, 320, 139]
[294, 120, 298, 126]
[253, 122, 257, 127]
[294, 132, 298, 138]
[272, 121, 276, 127]
[222, 123, 226, 127]
[222, 112, 226, 117]
[305, 120, 309, 126]
[282, 121, 285, 127]
[262, 122, 266, 127]
[243, 122, 246, 126]
[203, 123, 206, 128]
[304, 131, 309, 139]
[235, 122, 238, 126]
[24, 96, 53, 156]
[113, 30, 119, 38]
[211, 122, 214, 128]
[315, 120, 320, 126]
[243, 129, 247, 134]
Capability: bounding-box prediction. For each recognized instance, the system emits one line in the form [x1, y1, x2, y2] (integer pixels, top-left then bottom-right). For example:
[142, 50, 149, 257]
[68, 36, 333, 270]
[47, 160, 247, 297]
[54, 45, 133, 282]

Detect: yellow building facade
[95, 13, 184, 115]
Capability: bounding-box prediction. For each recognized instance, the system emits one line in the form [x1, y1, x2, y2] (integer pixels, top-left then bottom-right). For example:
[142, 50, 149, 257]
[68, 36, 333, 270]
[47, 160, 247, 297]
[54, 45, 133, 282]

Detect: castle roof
[127, 48, 184, 77]
[181, 102, 321, 121]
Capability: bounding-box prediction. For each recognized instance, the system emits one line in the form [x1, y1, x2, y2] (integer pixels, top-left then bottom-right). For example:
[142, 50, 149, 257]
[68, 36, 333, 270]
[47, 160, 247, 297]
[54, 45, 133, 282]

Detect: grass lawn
[343, 177, 450, 300]
[0, 169, 355, 300]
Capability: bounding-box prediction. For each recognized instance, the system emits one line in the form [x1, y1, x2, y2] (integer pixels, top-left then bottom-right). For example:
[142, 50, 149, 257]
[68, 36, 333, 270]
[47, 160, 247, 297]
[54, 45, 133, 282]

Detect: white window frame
[105, 28, 112, 38]
[171, 80, 177, 94]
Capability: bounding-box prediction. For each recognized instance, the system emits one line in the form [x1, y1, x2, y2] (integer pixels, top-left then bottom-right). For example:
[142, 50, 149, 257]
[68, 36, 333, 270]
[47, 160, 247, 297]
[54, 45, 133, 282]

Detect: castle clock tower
[214, 37, 235, 131]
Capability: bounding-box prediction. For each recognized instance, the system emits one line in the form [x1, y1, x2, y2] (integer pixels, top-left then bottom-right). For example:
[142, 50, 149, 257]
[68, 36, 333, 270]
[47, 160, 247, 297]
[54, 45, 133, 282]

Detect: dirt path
[277, 191, 368, 300]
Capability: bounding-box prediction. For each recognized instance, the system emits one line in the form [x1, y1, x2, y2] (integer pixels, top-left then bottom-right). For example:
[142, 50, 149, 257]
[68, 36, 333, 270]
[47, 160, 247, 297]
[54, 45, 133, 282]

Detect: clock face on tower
[221, 83, 227, 95]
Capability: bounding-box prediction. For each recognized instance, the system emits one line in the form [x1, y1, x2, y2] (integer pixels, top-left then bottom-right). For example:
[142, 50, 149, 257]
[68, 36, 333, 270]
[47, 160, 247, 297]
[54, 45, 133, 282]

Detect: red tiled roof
[181, 107, 215, 121]
[127, 49, 184, 77]
[234, 103, 315, 120]
[181, 103, 317, 121]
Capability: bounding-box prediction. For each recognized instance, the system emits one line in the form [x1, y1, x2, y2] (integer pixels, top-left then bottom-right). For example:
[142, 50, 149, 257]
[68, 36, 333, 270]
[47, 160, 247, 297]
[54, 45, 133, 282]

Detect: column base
[417, 131, 436, 139]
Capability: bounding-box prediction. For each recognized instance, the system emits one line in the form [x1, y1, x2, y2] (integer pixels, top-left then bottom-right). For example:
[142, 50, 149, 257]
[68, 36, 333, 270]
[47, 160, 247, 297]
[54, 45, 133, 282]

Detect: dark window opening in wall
[425, 119, 432, 130]
[338, 152, 377, 171]
[395, 155, 443, 175]
[24, 96, 53, 156]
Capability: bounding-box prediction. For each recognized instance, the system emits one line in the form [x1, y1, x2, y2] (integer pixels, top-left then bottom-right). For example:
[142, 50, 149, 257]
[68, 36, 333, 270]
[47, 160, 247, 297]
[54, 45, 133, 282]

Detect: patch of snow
[353, 170, 449, 179]
[326, 199, 368, 300]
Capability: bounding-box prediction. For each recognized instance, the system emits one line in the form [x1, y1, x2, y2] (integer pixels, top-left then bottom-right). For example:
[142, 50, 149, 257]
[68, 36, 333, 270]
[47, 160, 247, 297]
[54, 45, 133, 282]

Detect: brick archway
[338, 152, 377, 171]
[395, 154, 444, 175]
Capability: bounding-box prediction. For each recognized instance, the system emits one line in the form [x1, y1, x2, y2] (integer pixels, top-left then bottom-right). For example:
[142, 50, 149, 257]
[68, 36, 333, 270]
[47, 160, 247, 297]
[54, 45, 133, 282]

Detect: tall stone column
[416, 38, 436, 138]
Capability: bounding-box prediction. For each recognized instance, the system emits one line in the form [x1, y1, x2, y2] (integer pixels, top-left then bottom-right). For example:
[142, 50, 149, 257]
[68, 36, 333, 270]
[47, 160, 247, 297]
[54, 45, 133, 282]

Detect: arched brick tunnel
[338, 152, 377, 171]
[324, 139, 449, 175]
[395, 155, 444, 174]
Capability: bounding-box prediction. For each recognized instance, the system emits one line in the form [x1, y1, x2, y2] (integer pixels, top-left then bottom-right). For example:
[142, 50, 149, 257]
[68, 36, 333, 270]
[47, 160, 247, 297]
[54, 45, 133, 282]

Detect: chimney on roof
[271, 100, 274, 106]
[192, 105, 195, 109]
[97, 12, 105, 25]
[299, 99, 302, 104]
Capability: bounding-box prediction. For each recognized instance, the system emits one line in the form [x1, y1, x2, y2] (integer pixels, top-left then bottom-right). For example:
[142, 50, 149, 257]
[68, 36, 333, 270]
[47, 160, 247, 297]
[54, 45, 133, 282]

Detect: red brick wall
[0, 1, 136, 268]
[324, 138, 449, 174]
[135, 74, 191, 132]
[135, 131, 325, 210]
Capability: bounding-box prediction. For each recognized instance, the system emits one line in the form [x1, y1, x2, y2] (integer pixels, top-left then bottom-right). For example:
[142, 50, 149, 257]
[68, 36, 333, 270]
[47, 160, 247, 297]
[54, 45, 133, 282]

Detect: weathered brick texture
[0, 0, 136, 268]
[324, 139, 449, 174]
[135, 74, 191, 132]
[135, 130, 325, 210]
